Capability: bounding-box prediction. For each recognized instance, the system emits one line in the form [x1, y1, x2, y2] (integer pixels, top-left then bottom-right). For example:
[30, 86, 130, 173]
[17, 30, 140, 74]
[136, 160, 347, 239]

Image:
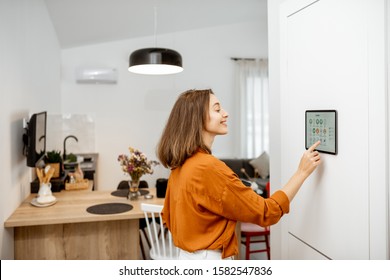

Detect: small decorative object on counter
[128, 180, 140, 200]
[74, 163, 84, 181]
[69, 175, 76, 184]
[118, 147, 159, 200]
[33, 165, 57, 206]
[65, 164, 89, 191]
[44, 150, 62, 178]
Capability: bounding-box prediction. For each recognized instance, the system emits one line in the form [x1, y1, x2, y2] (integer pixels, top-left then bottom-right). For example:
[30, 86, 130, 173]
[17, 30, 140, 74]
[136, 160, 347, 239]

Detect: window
[234, 59, 269, 158]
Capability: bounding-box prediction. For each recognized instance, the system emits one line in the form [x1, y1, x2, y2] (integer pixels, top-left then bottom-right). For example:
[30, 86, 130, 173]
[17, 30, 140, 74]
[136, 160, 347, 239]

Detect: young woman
[157, 89, 321, 260]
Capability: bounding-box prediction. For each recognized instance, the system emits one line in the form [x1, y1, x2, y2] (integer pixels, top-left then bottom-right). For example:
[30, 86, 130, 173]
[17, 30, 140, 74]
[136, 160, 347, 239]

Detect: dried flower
[117, 147, 159, 182]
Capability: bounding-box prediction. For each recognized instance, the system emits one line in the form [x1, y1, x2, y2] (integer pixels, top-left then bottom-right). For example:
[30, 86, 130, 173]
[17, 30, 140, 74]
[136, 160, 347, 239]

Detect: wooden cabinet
[5, 188, 163, 259]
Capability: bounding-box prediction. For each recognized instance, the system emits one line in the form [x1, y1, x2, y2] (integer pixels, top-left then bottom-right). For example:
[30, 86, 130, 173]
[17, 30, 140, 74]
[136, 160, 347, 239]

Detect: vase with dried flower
[118, 147, 159, 200]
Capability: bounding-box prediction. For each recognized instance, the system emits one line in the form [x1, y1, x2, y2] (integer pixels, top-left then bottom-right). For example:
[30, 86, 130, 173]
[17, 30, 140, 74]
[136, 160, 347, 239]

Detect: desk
[4, 188, 164, 259]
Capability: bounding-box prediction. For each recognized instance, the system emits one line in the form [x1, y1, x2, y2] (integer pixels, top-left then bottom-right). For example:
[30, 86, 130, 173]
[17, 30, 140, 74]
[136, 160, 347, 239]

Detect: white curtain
[234, 59, 269, 158]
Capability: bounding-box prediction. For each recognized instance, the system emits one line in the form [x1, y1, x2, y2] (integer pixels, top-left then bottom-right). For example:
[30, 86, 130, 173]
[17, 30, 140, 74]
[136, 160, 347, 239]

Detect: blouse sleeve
[201, 157, 290, 227]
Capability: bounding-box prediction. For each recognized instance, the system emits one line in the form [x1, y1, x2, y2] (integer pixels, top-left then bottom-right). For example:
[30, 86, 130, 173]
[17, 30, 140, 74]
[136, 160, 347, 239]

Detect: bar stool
[241, 223, 270, 259]
[240, 181, 271, 260]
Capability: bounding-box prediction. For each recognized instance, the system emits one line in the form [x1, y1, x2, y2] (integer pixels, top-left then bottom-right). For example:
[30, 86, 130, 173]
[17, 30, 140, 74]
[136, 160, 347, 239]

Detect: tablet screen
[305, 110, 337, 154]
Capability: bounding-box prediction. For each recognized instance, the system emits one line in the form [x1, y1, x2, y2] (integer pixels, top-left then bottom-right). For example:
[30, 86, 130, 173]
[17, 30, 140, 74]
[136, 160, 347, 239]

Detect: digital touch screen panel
[305, 110, 337, 155]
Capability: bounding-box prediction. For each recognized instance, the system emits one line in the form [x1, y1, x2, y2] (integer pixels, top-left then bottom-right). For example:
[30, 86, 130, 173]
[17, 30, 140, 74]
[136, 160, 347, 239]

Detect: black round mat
[86, 203, 133, 215]
[111, 189, 149, 197]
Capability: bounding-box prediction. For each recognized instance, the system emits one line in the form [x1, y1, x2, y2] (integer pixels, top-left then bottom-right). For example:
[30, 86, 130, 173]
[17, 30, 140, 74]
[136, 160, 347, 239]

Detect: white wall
[60, 20, 267, 190]
[269, 0, 389, 259]
[0, 0, 61, 259]
[268, 0, 287, 260]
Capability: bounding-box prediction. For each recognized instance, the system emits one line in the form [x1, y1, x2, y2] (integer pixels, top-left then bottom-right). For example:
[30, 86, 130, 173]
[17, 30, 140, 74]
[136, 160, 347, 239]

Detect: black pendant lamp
[129, 48, 183, 75]
[128, 7, 183, 75]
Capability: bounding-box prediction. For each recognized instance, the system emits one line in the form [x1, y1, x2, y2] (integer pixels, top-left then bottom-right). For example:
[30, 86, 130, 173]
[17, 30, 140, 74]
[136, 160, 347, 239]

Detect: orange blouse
[162, 150, 290, 258]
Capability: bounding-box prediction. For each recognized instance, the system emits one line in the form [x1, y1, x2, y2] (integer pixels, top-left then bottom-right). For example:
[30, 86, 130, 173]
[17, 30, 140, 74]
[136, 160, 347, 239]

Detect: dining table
[4, 187, 164, 260]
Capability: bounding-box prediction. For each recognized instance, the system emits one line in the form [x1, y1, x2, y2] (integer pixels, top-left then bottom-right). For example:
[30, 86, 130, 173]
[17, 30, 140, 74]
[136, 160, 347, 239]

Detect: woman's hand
[281, 141, 322, 202]
[297, 141, 322, 179]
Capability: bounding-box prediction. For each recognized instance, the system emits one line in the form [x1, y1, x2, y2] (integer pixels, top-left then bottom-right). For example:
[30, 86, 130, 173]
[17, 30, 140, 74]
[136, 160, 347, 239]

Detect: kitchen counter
[4, 188, 164, 259]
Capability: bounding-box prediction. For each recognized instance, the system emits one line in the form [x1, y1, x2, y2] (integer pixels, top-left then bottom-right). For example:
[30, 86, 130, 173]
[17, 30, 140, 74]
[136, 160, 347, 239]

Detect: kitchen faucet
[63, 135, 78, 160]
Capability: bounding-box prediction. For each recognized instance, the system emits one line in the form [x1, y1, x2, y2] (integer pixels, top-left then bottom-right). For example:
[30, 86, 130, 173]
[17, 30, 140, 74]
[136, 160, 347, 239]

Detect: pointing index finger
[308, 140, 321, 152]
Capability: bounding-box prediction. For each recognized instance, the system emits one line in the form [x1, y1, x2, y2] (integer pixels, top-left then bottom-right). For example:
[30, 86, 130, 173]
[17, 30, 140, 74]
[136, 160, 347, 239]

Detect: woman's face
[204, 94, 229, 138]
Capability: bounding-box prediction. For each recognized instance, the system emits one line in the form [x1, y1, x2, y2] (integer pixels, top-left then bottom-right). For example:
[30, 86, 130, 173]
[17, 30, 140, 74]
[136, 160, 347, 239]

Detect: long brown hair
[157, 89, 213, 168]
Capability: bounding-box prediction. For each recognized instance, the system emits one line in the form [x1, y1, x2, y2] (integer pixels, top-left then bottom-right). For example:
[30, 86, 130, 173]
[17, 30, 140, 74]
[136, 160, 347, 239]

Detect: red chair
[240, 181, 271, 260]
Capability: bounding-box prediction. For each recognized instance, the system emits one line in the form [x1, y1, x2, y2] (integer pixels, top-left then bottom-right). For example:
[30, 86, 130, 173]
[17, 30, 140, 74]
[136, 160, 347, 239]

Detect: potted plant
[45, 150, 62, 178]
[63, 153, 79, 172]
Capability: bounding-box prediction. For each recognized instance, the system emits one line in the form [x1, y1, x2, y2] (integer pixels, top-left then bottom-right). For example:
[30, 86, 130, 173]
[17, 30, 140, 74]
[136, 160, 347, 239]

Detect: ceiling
[44, 0, 267, 49]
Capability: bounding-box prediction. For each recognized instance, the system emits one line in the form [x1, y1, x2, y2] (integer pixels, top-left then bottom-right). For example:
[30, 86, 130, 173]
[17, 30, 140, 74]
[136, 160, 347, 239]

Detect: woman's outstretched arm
[281, 141, 322, 202]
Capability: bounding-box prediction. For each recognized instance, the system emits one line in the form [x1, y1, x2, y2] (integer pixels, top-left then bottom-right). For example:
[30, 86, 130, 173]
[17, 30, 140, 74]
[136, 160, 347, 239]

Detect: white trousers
[178, 248, 233, 260]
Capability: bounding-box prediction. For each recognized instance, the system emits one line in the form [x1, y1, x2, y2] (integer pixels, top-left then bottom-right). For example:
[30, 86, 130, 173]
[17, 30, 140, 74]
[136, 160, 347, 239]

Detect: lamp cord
[154, 6, 157, 48]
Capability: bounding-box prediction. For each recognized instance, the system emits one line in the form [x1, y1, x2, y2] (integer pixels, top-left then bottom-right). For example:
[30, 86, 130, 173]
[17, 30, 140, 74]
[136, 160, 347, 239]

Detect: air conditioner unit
[75, 67, 118, 84]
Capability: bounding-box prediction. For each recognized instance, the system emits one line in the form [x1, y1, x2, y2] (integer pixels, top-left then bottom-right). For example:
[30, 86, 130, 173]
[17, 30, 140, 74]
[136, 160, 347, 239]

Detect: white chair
[140, 203, 179, 259]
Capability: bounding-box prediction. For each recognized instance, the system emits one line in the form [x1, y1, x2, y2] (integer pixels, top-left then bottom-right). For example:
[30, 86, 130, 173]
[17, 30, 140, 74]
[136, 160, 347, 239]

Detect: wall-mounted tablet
[305, 110, 337, 155]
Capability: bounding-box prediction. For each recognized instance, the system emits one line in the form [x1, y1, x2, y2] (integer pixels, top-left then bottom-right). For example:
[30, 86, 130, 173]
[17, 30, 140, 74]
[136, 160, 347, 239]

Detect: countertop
[4, 188, 163, 228]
